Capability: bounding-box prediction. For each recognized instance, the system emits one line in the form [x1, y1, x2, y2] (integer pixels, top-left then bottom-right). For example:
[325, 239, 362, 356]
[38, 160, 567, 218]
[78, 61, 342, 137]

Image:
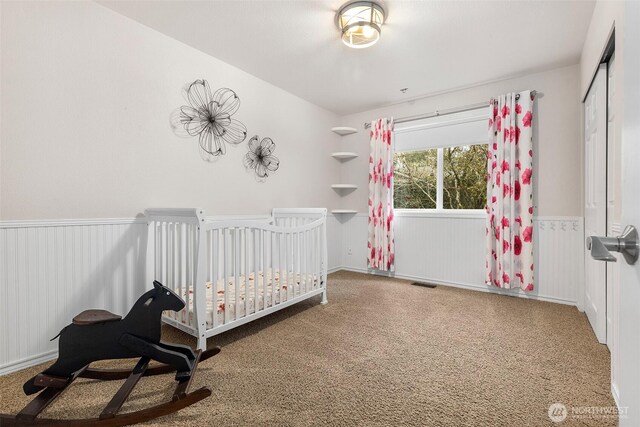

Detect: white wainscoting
[0, 219, 148, 375]
[0, 213, 583, 375]
[326, 214, 343, 273]
[336, 213, 584, 306]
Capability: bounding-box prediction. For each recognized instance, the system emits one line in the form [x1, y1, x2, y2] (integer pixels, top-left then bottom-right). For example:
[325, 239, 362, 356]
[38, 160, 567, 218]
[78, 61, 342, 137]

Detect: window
[393, 112, 488, 211]
[394, 149, 438, 209]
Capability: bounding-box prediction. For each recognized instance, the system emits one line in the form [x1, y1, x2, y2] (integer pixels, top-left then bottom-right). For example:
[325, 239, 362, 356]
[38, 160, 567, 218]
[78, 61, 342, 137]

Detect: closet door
[584, 63, 608, 344]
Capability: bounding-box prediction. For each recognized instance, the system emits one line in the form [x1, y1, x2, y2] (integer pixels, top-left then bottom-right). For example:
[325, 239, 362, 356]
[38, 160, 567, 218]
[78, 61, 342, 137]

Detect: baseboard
[332, 267, 578, 306]
[0, 350, 57, 376]
[611, 383, 621, 415]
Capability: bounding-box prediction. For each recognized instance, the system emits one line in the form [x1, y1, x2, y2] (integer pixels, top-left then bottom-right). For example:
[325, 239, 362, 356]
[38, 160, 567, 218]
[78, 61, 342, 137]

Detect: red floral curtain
[367, 118, 395, 271]
[486, 91, 534, 291]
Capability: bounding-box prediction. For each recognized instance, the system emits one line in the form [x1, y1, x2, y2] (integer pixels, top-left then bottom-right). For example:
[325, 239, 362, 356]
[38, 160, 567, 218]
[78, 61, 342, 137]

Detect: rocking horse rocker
[0, 281, 220, 426]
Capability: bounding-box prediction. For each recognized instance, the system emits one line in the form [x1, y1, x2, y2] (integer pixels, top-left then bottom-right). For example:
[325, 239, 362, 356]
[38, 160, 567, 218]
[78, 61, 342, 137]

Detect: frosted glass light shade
[337, 1, 385, 49]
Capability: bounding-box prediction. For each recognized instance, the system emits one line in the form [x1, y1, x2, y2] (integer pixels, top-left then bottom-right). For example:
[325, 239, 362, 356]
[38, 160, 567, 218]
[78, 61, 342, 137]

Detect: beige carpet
[0, 271, 616, 426]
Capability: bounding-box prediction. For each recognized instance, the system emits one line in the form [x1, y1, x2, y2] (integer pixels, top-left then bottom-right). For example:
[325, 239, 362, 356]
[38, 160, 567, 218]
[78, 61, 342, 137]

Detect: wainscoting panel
[337, 214, 584, 306]
[534, 217, 584, 304]
[327, 214, 343, 273]
[0, 220, 147, 374]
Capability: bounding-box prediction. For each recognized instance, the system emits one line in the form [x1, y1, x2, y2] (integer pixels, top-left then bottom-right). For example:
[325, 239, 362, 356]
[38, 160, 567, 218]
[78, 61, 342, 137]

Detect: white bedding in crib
[169, 270, 320, 328]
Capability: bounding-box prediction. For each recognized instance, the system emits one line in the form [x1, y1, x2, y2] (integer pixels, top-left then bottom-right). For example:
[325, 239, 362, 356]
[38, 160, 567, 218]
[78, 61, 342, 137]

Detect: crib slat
[299, 231, 303, 296]
[296, 228, 299, 296]
[253, 230, 258, 314]
[174, 223, 179, 323]
[272, 230, 277, 305]
[274, 231, 278, 305]
[285, 231, 288, 301]
[167, 223, 171, 290]
[314, 227, 322, 286]
[312, 228, 316, 290]
[295, 230, 298, 296]
[152, 223, 158, 284]
[302, 230, 306, 295]
[186, 224, 192, 328]
[308, 229, 312, 293]
[208, 229, 213, 325]
[169, 223, 174, 322]
[235, 228, 240, 322]
[179, 223, 184, 323]
[212, 229, 218, 330]
[244, 228, 249, 318]
[290, 231, 294, 300]
[174, 224, 180, 323]
[161, 223, 167, 287]
[205, 230, 218, 324]
[261, 230, 266, 311]
[307, 228, 311, 293]
[224, 228, 229, 325]
[288, 230, 292, 298]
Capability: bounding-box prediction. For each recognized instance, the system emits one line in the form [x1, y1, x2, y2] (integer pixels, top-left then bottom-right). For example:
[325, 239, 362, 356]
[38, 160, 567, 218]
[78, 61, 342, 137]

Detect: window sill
[394, 209, 486, 219]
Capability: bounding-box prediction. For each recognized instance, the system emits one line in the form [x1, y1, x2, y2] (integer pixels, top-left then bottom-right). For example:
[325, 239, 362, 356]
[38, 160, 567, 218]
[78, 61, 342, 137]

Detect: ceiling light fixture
[335, 1, 386, 49]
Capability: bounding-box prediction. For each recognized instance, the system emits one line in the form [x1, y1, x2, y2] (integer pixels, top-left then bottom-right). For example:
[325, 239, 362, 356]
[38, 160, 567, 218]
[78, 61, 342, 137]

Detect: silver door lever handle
[586, 225, 639, 265]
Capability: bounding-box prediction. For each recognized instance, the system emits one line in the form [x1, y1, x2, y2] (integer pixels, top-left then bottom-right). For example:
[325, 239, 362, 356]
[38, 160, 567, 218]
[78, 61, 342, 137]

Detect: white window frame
[393, 114, 488, 217]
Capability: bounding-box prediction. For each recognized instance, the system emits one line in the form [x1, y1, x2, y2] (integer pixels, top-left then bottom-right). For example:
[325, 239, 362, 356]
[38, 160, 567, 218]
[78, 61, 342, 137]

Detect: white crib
[145, 208, 328, 350]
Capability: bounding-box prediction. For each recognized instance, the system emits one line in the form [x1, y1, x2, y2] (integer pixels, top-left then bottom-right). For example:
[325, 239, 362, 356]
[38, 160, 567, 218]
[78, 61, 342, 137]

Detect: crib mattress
[167, 270, 320, 328]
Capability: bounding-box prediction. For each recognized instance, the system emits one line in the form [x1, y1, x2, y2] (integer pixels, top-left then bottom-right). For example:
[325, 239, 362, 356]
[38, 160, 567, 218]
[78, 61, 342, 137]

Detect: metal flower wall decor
[244, 136, 280, 180]
[170, 80, 247, 161]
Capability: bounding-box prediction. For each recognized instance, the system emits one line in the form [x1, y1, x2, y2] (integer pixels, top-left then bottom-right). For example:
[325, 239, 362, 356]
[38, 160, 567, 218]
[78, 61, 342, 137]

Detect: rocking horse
[0, 281, 220, 426]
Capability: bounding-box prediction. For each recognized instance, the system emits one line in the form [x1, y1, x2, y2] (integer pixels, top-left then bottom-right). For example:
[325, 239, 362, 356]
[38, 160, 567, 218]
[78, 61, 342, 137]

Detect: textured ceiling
[98, 0, 595, 115]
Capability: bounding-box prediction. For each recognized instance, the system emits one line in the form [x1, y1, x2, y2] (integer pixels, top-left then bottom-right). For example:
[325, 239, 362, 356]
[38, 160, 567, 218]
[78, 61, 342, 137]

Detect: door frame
[582, 32, 615, 345]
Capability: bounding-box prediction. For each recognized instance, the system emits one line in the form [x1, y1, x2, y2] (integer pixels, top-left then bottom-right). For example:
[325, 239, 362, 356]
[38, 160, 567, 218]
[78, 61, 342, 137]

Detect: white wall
[0, 0, 342, 220]
[336, 64, 583, 217]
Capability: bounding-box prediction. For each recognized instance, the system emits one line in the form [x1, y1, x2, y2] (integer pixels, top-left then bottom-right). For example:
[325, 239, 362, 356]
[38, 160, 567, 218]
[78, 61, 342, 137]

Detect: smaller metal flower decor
[244, 136, 280, 180]
[170, 80, 247, 161]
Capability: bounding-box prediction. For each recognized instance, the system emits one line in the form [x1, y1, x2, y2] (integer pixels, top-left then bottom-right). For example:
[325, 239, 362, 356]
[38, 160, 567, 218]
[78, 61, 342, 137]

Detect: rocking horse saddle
[72, 309, 122, 325]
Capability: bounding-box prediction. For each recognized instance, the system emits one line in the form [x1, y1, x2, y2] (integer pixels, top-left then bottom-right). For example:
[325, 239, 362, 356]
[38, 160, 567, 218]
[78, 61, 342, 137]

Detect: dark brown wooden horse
[24, 281, 196, 395]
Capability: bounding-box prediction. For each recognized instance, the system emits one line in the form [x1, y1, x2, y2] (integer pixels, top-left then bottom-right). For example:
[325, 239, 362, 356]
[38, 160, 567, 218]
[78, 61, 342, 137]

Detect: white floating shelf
[331, 152, 359, 160]
[331, 184, 358, 190]
[331, 210, 358, 215]
[331, 126, 358, 136]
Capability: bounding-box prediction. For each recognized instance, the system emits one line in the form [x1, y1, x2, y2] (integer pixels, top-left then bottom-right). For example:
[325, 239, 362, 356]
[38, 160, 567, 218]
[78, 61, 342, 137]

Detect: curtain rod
[363, 90, 537, 129]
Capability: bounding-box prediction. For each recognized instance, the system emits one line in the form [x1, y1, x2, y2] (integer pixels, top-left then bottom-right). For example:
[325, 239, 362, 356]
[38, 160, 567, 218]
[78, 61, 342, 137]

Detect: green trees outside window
[393, 144, 487, 210]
